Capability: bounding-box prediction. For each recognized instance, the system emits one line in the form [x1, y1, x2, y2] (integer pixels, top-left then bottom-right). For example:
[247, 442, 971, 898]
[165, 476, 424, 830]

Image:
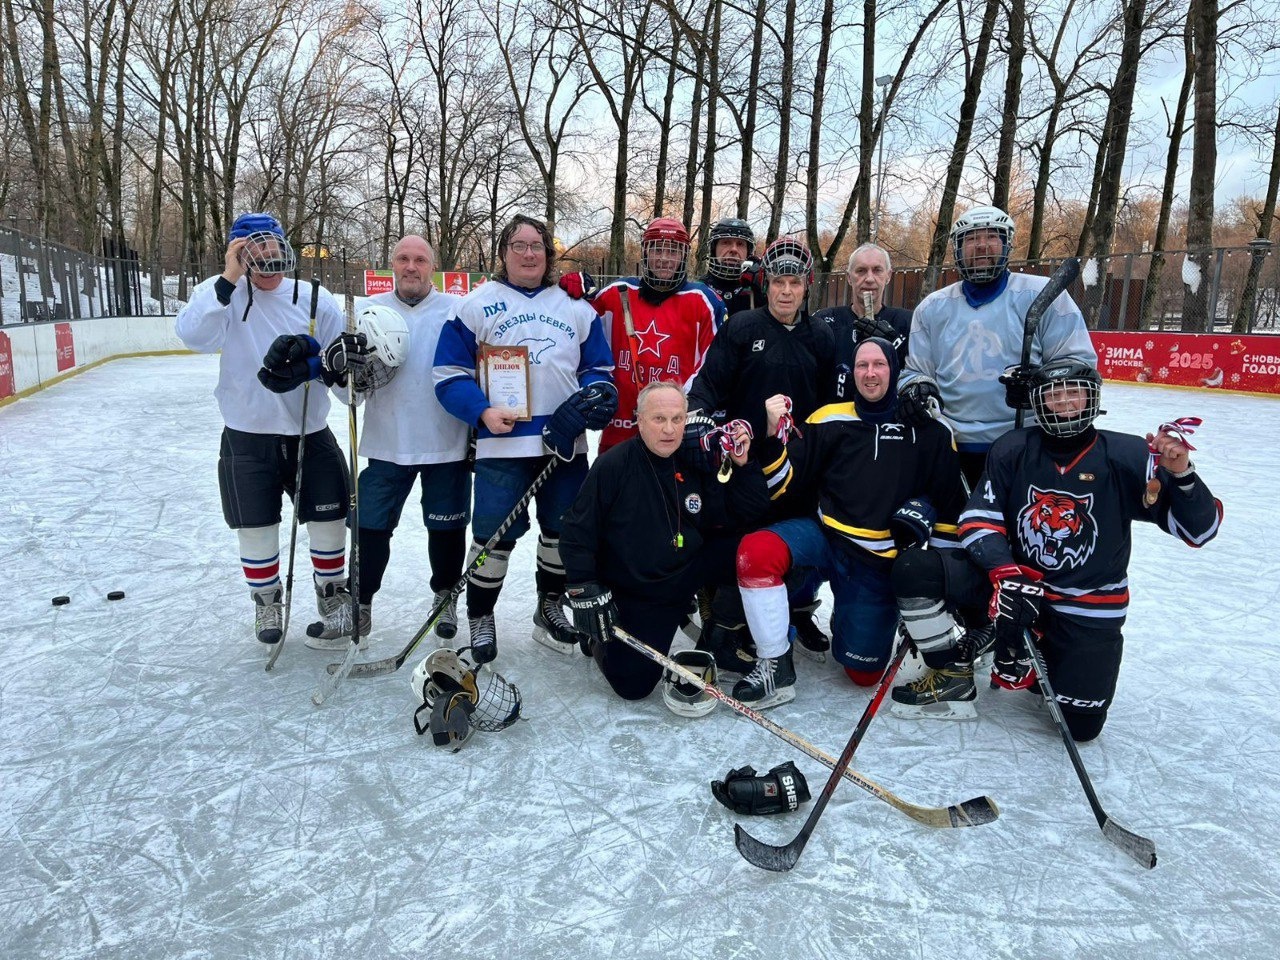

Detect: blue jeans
[769, 517, 899, 673]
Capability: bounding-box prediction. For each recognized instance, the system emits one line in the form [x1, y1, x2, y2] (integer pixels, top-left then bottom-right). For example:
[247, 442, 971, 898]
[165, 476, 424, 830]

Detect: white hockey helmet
[661, 649, 719, 718]
[357, 304, 410, 367]
[411, 647, 522, 737]
[950, 205, 1015, 283]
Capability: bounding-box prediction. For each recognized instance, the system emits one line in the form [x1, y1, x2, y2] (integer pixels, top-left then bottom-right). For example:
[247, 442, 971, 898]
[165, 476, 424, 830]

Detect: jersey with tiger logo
[959, 427, 1221, 621]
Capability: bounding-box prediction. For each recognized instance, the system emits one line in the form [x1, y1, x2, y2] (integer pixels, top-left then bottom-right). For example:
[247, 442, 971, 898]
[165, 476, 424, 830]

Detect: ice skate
[469, 613, 498, 664]
[252, 586, 283, 644]
[531, 592, 585, 655]
[791, 600, 830, 663]
[304, 582, 369, 650]
[695, 621, 757, 676]
[890, 661, 977, 721]
[732, 647, 796, 710]
[433, 590, 459, 640]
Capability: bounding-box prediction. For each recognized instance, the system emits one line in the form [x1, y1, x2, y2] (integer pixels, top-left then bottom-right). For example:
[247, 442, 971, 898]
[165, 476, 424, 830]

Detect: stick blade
[1102, 817, 1158, 869]
[325, 656, 398, 678]
[947, 795, 1002, 828]
[733, 823, 802, 873]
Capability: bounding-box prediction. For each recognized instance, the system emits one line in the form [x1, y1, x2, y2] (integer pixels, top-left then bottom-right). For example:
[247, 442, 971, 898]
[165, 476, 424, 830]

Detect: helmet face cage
[950, 206, 1014, 284]
[641, 237, 689, 292]
[351, 355, 397, 394]
[240, 230, 298, 276]
[661, 649, 718, 718]
[761, 238, 813, 285]
[411, 648, 521, 734]
[707, 218, 756, 282]
[1031, 365, 1102, 437]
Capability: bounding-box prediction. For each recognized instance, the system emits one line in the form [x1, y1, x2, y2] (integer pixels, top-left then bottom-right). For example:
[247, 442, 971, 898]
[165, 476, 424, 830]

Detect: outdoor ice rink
[3, 353, 1277, 959]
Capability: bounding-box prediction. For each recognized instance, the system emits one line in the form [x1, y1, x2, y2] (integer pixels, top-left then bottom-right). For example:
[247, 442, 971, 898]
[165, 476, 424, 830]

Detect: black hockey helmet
[1030, 359, 1103, 437]
[707, 218, 756, 281]
[760, 237, 814, 286]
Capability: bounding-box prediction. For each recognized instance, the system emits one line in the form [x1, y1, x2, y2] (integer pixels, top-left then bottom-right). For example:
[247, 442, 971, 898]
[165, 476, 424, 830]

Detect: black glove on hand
[890, 497, 936, 550]
[565, 582, 617, 655]
[999, 364, 1036, 411]
[321, 331, 369, 388]
[989, 564, 1044, 634]
[258, 334, 321, 393]
[557, 271, 598, 301]
[898, 377, 942, 426]
[852, 311, 900, 343]
[542, 382, 619, 460]
[681, 412, 721, 474]
[711, 761, 811, 816]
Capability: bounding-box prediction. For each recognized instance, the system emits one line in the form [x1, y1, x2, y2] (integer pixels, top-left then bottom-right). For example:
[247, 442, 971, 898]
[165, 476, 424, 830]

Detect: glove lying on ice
[711, 761, 811, 815]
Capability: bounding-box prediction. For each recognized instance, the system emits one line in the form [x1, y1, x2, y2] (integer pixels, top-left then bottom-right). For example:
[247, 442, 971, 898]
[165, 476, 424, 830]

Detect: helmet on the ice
[660, 649, 718, 718]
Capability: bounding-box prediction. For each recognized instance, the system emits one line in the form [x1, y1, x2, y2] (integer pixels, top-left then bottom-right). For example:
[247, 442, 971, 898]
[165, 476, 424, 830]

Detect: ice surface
[2, 355, 1278, 960]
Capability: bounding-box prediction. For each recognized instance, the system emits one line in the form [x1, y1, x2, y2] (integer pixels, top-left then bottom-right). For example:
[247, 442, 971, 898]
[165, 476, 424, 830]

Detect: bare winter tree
[1181, 0, 1218, 331]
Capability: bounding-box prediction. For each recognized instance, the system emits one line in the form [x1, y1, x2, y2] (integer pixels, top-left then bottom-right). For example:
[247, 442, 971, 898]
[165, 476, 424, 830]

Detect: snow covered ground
[2, 354, 1277, 960]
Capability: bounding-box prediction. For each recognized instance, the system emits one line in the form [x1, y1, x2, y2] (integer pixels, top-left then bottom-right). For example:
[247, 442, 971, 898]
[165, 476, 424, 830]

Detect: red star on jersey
[633, 319, 672, 358]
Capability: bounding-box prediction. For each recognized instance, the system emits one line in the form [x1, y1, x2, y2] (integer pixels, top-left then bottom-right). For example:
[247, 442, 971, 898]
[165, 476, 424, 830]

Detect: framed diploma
[478, 343, 532, 420]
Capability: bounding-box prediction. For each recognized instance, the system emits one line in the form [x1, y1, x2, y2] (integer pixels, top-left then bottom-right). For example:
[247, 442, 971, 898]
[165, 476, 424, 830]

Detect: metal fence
[0, 225, 147, 324]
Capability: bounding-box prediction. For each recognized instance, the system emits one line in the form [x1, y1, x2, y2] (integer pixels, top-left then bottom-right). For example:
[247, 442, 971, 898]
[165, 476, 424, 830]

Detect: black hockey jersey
[759, 402, 967, 569]
[960, 428, 1222, 621]
[686, 307, 837, 442]
[560, 437, 770, 604]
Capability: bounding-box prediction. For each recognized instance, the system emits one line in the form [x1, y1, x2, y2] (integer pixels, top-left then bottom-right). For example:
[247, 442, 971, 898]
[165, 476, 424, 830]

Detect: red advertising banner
[54, 322, 76, 372]
[0, 331, 15, 400]
[1092, 331, 1280, 394]
[364, 270, 394, 296]
[442, 271, 470, 296]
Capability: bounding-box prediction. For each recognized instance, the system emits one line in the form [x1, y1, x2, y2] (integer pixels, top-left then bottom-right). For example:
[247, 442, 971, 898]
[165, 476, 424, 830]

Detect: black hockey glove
[999, 364, 1036, 412]
[542, 382, 619, 460]
[852, 311, 900, 344]
[557, 271, 598, 301]
[258, 334, 322, 393]
[565, 582, 617, 655]
[989, 564, 1045, 638]
[711, 761, 811, 816]
[321, 331, 369, 388]
[890, 497, 936, 550]
[897, 377, 942, 426]
[680, 412, 721, 474]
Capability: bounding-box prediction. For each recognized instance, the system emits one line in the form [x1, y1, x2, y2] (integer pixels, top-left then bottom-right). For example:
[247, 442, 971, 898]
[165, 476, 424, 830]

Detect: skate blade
[303, 633, 368, 652]
[531, 625, 578, 656]
[890, 699, 978, 722]
[735, 687, 797, 711]
[796, 644, 827, 664]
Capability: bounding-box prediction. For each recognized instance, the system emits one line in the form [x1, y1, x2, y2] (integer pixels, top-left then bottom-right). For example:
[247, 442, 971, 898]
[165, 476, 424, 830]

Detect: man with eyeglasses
[175, 212, 353, 646]
[558, 216, 724, 453]
[435, 214, 616, 663]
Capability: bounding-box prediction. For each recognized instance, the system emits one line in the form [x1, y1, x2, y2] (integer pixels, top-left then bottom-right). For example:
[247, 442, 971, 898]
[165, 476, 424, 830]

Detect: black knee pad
[891, 546, 946, 603]
[1063, 709, 1107, 742]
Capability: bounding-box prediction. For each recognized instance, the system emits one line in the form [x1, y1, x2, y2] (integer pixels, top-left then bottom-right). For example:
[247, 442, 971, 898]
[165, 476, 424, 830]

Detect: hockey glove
[258, 334, 322, 393]
[989, 564, 1044, 635]
[852, 311, 900, 344]
[898, 377, 942, 426]
[739, 259, 764, 291]
[557, 271, 598, 301]
[890, 497, 936, 550]
[680, 412, 721, 474]
[711, 761, 811, 816]
[321, 331, 369, 388]
[991, 634, 1039, 692]
[542, 383, 618, 460]
[999, 364, 1036, 412]
[565, 582, 617, 655]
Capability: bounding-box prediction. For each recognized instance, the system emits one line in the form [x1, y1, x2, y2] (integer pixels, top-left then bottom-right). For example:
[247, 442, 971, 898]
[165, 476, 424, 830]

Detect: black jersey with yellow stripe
[759, 402, 968, 567]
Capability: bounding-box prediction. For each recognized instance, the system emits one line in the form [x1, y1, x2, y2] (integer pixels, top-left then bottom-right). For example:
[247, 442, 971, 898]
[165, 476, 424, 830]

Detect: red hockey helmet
[641, 217, 691, 293]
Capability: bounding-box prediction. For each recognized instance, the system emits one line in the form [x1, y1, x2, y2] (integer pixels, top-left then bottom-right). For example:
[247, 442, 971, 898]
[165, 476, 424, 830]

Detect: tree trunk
[1181, 0, 1218, 332]
[855, 0, 876, 244]
[992, 0, 1025, 212]
[804, 0, 836, 274]
[767, 0, 798, 241]
[695, 0, 722, 262]
[923, 0, 1001, 293]
[1232, 100, 1280, 333]
[737, 0, 767, 219]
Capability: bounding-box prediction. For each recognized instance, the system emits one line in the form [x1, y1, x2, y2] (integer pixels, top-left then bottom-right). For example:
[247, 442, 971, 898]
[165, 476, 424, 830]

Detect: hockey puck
[52, 596, 71, 606]
[107, 590, 126, 601]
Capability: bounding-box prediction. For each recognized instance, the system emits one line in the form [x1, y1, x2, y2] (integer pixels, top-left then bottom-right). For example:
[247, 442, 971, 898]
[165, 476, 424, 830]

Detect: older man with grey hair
[815, 243, 913, 401]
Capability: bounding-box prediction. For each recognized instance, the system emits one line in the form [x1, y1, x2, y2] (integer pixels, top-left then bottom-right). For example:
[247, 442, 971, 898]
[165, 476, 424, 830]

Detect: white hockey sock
[307, 519, 347, 589]
[465, 539, 512, 593]
[238, 525, 280, 594]
[741, 584, 791, 659]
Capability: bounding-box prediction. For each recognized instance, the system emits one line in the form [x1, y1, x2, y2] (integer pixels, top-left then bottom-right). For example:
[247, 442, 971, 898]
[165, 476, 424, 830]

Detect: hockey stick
[266, 278, 322, 672]
[735, 638, 910, 871]
[322, 456, 560, 681]
[1021, 630, 1157, 869]
[618, 286, 642, 386]
[311, 253, 364, 705]
[1015, 257, 1080, 429]
[611, 626, 999, 829]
